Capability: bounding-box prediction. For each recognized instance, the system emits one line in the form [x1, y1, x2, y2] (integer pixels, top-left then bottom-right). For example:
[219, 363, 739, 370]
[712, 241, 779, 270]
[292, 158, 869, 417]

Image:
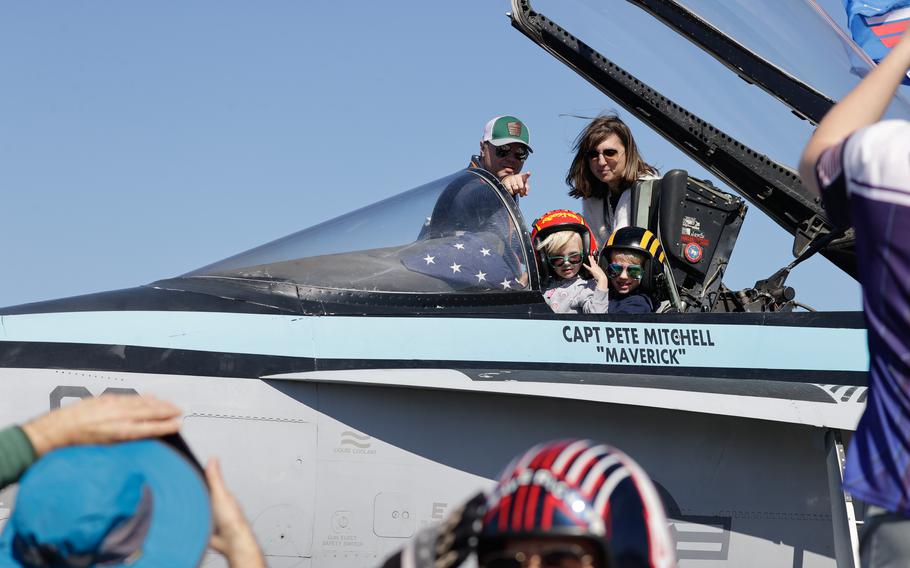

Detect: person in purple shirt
[800, 25, 910, 567]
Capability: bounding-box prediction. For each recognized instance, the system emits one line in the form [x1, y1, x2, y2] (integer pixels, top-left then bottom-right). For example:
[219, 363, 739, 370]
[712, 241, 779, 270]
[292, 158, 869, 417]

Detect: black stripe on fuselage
[0, 341, 316, 379]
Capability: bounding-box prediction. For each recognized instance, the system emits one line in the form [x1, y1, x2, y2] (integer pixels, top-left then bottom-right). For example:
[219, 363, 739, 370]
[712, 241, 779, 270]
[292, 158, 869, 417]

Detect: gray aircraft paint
[0, 367, 849, 567]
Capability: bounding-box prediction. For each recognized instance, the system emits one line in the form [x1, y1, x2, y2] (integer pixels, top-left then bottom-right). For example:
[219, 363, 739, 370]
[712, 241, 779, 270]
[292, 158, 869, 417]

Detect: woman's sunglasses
[607, 263, 643, 280]
[586, 148, 621, 160]
[548, 252, 584, 268]
[494, 144, 530, 161]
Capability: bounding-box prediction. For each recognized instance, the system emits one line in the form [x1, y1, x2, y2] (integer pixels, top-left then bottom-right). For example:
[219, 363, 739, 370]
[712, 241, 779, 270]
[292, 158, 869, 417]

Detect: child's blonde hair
[610, 249, 645, 264]
[536, 230, 583, 256]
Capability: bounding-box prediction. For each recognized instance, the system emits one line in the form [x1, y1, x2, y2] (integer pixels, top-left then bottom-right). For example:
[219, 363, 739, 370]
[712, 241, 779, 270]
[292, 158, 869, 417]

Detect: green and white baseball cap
[481, 115, 533, 152]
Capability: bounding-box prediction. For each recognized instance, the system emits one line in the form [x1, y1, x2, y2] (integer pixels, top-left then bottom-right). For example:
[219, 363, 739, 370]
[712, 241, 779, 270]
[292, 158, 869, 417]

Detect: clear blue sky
[0, 1, 872, 310]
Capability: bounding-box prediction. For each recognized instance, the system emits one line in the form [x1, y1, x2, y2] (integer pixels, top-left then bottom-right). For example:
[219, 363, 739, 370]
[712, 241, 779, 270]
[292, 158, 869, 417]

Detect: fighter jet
[0, 1, 882, 566]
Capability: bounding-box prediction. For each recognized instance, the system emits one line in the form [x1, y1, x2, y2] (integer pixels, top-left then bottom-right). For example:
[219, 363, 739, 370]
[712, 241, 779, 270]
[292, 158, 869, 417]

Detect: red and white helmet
[530, 210, 599, 281]
[480, 439, 676, 568]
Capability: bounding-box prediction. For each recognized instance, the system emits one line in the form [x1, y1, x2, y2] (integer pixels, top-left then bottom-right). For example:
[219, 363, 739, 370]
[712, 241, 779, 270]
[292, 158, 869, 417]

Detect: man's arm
[0, 395, 181, 490]
[21, 395, 181, 457]
[0, 426, 39, 489]
[800, 28, 910, 196]
[206, 457, 267, 568]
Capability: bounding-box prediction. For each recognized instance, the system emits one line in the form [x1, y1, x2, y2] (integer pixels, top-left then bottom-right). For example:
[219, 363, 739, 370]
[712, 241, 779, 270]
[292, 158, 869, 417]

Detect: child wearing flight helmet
[530, 210, 610, 314]
[602, 226, 665, 314]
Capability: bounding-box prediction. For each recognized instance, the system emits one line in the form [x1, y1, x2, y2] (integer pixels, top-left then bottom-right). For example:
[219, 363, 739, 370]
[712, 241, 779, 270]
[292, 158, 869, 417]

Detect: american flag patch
[400, 233, 524, 291]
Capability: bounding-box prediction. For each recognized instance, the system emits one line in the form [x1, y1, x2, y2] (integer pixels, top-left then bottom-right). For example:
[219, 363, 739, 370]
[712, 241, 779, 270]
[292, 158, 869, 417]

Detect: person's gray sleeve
[0, 426, 37, 490]
[566, 281, 609, 314]
[582, 288, 610, 314]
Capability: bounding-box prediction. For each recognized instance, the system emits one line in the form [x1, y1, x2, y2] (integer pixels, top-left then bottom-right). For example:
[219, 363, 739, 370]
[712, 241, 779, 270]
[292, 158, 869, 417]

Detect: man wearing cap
[470, 115, 533, 198]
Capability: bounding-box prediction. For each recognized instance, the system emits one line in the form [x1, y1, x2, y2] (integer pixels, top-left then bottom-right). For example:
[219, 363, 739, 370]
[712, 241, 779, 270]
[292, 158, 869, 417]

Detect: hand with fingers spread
[584, 254, 610, 291]
[206, 458, 267, 568]
[500, 171, 531, 197]
[21, 394, 182, 457]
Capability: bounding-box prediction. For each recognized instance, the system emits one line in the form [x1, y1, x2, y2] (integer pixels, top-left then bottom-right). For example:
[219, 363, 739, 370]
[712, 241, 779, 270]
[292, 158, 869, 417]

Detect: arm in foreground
[0, 427, 38, 490]
[0, 395, 181, 490]
[206, 458, 267, 568]
[799, 27, 910, 196]
[21, 395, 181, 457]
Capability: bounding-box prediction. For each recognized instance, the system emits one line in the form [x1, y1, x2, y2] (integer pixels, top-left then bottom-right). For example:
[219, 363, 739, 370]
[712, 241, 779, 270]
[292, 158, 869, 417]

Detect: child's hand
[585, 255, 610, 291]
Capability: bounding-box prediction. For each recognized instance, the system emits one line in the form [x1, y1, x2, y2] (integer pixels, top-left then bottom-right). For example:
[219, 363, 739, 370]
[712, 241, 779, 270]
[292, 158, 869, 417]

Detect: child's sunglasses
[607, 263, 643, 280]
[548, 252, 584, 268]
[494, 144, 530, 161]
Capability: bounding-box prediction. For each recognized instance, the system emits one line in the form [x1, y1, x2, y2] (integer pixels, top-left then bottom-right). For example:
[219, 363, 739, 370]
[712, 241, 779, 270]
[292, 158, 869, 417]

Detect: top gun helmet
[530, 209, 599, 282]
[602, 226, 666, 296]
[478, 439, 676, 568]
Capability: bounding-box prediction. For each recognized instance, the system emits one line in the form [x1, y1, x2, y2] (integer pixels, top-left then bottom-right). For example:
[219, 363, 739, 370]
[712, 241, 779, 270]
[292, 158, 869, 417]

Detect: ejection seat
[628, 170, 747, 313]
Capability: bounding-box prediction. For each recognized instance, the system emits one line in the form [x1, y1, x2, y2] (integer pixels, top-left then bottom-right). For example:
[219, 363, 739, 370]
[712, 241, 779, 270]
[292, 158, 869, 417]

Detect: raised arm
[0, 395, 181, 490]
[800, 27, 910, 196]
[206, 457, 267, 568]
[22, 394, 181, 457]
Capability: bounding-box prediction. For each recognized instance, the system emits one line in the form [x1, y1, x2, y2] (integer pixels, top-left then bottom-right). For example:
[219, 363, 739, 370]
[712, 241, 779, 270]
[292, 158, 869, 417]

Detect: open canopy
[511, 0, 892, 277]
[532, 0, 910, 173]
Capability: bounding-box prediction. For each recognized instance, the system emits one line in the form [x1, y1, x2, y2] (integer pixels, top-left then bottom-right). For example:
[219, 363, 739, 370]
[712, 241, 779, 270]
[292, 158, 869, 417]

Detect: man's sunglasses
[479, 547, 598, 568]
[586, 148, 622, 160]
[548, 252, 584, 267]
[607, 263, 643, 280]
[494, 143, 530, 161]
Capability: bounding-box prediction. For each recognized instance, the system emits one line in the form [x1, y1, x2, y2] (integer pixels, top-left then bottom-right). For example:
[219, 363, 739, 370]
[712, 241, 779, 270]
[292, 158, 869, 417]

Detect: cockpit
[186, 169, 535, 296]
[169, 164, 761, 315]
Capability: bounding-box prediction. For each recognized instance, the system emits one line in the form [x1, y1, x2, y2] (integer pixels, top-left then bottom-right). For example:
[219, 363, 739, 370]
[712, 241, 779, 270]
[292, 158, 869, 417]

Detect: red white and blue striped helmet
[480, 439, 676, 568]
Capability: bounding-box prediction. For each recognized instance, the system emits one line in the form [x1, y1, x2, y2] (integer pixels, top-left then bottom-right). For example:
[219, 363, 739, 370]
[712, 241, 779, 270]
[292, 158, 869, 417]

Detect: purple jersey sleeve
[815, 139, 851, 229]
[815, 120, 910, 514]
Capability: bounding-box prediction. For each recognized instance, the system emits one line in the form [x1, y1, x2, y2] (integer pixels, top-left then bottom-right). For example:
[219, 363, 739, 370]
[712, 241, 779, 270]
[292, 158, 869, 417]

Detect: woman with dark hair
[566, 114, 658, 245]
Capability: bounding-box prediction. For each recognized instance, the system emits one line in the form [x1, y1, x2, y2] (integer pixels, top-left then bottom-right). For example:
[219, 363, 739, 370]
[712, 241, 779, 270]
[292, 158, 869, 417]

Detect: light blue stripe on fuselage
[0, 311, 869, 372]
[0, 311, 316, 357]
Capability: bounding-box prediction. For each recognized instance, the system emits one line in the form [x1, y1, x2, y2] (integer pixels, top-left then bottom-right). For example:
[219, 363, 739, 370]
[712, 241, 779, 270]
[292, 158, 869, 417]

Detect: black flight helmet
[601, 226, 666, 296]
